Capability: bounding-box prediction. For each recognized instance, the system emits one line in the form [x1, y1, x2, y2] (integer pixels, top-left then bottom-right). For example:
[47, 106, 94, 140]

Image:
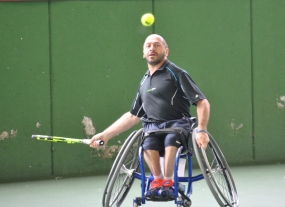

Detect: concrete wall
[0, 0, 284, 182]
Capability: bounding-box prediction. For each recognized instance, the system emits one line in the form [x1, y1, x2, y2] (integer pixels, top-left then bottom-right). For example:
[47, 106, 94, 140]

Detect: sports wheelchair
[102, 118, 239, 207]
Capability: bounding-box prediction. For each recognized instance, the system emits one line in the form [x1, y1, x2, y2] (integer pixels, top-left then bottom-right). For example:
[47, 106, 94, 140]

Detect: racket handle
[95, 140, 104, 146]
[82, 139, 104, 146]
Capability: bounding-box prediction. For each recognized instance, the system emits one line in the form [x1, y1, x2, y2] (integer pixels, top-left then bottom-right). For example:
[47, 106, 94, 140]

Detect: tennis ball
[141, 13, 155, 26]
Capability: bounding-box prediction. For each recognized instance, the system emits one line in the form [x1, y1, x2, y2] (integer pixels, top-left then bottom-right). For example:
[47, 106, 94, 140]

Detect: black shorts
[142, 118, 192, 155]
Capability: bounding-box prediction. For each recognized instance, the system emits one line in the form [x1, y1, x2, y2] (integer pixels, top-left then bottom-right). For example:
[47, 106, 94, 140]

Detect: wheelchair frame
[102, 122, 239, 207]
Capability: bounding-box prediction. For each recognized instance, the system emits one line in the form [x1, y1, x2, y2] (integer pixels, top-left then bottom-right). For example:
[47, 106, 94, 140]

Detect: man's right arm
[89, 112, 140, 147]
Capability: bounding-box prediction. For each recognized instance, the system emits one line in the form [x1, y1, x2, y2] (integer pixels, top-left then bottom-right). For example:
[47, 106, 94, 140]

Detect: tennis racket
[31, 135, 104, 146]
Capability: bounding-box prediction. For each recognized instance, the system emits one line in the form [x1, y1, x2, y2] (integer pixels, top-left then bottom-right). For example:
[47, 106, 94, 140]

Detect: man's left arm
[196, 99, 210, 149]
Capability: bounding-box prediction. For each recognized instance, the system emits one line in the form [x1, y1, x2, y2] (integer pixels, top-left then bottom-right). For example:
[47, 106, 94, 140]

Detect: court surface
[0, 163, 284, 207]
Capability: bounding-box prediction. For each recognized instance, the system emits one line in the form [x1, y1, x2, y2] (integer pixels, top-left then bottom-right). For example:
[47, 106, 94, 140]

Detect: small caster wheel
[183, 199, 192, 207]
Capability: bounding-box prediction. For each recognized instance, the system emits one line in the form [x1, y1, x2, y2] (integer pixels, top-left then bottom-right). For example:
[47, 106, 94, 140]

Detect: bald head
[144, 34, 168, 49]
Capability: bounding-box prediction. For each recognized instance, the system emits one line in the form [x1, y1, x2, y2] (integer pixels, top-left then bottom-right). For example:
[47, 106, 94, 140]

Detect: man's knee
[164, 134, 182, 149]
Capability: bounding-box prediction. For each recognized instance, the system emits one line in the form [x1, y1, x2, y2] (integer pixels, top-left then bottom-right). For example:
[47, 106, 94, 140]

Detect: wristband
[196, 129, 208, 134]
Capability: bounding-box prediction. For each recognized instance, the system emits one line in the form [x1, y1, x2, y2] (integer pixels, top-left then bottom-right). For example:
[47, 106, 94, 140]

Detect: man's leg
[144, 149, 164, 189]
[144, 150, 161, 176]
[163, 118, 190, 186]
[163, 131, 181, 187]
[164, 146, 178, 179]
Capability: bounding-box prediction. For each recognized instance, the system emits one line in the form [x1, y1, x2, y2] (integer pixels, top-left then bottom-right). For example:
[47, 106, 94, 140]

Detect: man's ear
[165, 48, 169, 57]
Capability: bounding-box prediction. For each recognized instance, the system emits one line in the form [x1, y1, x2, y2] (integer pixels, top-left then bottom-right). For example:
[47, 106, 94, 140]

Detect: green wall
[252, 0, 285, 161]
[0, 0, 284, 182]
[0, 3, 52, 181]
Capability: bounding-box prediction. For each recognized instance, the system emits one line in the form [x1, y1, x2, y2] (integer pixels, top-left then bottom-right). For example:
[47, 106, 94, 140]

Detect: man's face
[143, 36, 168, 66]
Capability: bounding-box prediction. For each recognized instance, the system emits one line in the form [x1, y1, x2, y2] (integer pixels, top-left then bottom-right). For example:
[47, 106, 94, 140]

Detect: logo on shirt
[147, 88, 156, 92]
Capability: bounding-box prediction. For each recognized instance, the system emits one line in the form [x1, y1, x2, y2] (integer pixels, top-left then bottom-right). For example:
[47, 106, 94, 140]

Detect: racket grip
[82, 139, 104, 146]
[95, 140, 104, 146]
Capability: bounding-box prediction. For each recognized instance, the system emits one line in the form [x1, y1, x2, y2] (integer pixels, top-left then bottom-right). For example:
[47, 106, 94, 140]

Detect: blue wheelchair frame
[132, 131, 204, 206]
[133, 146, 204, 205]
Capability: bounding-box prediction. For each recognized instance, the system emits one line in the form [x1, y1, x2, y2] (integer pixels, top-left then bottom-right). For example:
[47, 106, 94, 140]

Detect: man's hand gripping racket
[31, 135, 104, 146]
[89, 132, 107, 148]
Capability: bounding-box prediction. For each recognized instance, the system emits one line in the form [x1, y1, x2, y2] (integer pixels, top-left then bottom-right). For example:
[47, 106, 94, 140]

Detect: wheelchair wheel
[103, 128, 143, 207]
[102, 130, 137, 207]
[192, 128, 239, 207]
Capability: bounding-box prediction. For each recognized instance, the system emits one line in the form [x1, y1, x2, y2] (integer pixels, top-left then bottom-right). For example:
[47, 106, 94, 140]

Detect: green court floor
[0, 163, 284, 207]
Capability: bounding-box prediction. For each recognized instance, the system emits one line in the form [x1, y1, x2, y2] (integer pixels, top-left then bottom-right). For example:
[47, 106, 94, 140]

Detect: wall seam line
[250, 0, 255, 161]
[152, 0, 155, 34]
[48, 1, 54, 176]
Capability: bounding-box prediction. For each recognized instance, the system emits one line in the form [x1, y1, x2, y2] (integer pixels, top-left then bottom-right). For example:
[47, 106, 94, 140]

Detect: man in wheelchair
[90, 34, 210, 191]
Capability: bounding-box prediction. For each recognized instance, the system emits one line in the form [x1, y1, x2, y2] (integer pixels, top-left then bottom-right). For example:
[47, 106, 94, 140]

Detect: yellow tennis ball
[141, 13, 155, 26]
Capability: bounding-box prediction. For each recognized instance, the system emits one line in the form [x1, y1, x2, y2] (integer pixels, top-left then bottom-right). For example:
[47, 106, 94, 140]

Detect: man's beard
[146, 53, 165, 66]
